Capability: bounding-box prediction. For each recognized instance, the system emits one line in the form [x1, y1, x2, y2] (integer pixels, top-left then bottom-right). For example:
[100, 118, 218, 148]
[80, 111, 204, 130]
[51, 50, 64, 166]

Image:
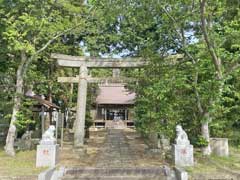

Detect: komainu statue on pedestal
[175, 125, 190, 145]
[40, 125, 56, 145]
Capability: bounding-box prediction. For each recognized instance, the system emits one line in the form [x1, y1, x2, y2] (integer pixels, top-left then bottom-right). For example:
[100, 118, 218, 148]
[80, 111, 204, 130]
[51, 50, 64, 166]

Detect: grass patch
[186, 151, 218, 173]
[0, 147, 46, 177]
[210, 146, 240, 171]
[186, 146, 240, 174]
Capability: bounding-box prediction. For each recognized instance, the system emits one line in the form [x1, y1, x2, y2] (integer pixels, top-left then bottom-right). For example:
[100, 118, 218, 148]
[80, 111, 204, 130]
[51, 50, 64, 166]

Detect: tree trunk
[194, 72, 212, 155]
[4, 27, 76, 156]
[199, 0, 225, 156]
[200, 0, 223, 80]
[201, 115, 211, 155]
[4, 51, 27, 156]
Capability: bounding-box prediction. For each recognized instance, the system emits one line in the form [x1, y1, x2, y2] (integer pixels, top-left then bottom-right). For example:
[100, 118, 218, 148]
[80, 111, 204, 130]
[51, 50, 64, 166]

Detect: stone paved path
[96, 129, 136, 167]
[60, 128, 174, 179]
[60, 128, 164, 167]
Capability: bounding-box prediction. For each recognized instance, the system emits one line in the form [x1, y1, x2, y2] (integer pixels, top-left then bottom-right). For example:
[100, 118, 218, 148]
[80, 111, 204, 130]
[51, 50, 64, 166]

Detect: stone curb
[38, 167, 56, 180]
[174, 167, 188, 180]
[0, 176, 37, 180]
[51, 166, 65, 180]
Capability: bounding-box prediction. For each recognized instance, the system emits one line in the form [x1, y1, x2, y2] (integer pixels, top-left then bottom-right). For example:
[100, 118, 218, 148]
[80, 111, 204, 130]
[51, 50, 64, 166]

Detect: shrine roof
[26, 95, 60, 109]
[96, 84, 135, 105]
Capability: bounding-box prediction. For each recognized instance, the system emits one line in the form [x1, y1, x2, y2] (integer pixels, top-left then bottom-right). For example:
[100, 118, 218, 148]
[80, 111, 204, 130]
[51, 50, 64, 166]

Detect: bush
[191, 135, 209, 148]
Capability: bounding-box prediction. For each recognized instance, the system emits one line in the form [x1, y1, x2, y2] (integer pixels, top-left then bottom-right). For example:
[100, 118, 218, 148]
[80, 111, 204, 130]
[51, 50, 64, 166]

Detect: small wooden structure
[93, 83, 135, 128]
[26, 93, 60, 135]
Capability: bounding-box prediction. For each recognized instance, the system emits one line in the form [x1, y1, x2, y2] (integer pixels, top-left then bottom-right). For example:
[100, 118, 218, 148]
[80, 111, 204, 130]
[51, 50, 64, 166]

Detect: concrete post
[105, 108, 107, 121]
[41, 106, 45, 135]
[125, 109, 128, 120]
[74, 66, 88, 148]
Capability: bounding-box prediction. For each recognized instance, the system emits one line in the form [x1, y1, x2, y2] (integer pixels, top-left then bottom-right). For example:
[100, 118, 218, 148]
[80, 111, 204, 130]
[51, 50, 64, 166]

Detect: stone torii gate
[51, 53, 183, 148]
[51, 53, 146, 148]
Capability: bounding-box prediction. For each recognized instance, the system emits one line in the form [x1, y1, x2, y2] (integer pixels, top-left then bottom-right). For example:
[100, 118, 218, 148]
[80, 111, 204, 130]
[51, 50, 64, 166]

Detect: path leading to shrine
[96, 129, 137, 167]
[59, 128, 166, 167]
[60, 128, 171, 180]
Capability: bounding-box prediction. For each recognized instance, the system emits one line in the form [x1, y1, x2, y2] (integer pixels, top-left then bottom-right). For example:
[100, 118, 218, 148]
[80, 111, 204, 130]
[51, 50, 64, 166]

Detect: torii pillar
[75, 65, 88, 147]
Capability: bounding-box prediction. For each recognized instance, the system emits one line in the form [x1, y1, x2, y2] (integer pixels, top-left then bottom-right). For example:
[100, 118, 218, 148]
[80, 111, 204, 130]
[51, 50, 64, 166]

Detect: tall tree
[86, 0, 240, 155]
[0, 0, 85, 156]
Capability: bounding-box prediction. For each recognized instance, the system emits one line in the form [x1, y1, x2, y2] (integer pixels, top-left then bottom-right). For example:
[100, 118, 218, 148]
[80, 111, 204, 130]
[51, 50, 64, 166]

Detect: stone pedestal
[36, 144, 59, 167]
[210, 138, 229, 157]
[173, 144, 194, 167]
[160, 138, 170, 150]
[173, 125, 194, 167]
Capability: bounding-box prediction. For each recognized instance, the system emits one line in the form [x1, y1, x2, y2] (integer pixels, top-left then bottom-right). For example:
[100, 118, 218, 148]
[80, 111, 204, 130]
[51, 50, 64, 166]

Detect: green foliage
[85, 84, 98, 129]
[0, 0, 89, 136]
[192, 135, 209, 148]
[87, 0, 240, 144]
[0, 0, 239, 147]
[15, 99, 35, 137]
[15, 112, 34, 137]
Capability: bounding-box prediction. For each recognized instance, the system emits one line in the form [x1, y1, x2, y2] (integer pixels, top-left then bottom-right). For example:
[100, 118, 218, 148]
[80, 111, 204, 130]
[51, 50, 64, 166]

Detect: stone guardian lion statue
[40, 125, 56, 145]
[175, 125, 190, 145]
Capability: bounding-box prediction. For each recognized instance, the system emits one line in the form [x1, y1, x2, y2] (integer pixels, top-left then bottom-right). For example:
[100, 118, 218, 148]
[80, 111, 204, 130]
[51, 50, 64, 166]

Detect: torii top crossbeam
[51, 53, 146, 68]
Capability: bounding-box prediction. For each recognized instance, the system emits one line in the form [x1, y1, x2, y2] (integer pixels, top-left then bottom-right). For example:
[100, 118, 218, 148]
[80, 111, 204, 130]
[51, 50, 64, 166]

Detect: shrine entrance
[106, 109, 126, 120]
[51, 53, 182, 148]
[51, 53, 146, 148]
[96, 107, 128, 121]
[93, 83, 135, 128]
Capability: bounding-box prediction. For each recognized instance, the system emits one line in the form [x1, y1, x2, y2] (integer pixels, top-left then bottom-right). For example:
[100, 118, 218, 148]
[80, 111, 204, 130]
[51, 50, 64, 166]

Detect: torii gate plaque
[51, 53, 146, 148]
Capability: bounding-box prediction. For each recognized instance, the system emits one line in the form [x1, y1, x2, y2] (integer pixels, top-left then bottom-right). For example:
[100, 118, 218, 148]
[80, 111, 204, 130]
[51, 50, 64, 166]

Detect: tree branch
[161, 5, 197, 64]
[22, 24, 81, 76]
[199, 0, 223, 79]
[226, 62, 240, 76]
[193, 71, 204, 114]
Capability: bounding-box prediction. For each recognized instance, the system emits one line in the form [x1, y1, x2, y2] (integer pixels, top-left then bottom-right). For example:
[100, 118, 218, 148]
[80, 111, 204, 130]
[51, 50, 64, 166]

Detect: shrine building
[92, 83, 135, 128]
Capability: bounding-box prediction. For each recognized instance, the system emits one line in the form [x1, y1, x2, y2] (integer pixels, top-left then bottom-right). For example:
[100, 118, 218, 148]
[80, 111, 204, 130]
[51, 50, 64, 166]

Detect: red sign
[181, 149, 187, 155]
[43, 149, 49, 155]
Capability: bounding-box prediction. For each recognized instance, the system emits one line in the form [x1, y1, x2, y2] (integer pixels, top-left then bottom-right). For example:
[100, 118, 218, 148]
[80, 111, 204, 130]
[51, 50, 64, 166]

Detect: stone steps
[61, 141, 74, 151]
[105, 121, 126, 129]
[60, 167, 171, 180]
[63, 141, 74, 145]
[0, 176, 37, 180]
[62, 176, 167, 180]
